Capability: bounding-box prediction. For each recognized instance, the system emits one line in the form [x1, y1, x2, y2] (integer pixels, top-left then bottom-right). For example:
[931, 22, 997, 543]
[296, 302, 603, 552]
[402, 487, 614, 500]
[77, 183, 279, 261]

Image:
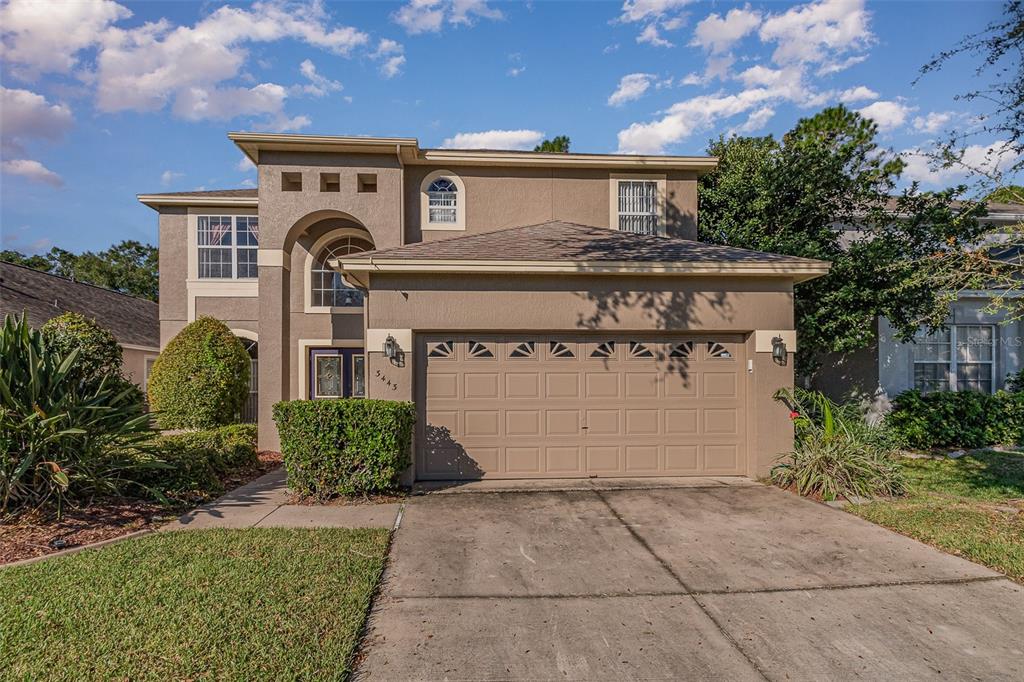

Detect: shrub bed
[273, 399, 416, 497]
[141, 424, 258, 498]
[886, 390, 1024, 450]
[147, 317, 250, 430]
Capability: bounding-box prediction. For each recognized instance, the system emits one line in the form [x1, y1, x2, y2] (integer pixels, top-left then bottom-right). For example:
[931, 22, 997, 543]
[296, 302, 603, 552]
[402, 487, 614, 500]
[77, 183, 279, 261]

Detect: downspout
[396, 144, 406, 246]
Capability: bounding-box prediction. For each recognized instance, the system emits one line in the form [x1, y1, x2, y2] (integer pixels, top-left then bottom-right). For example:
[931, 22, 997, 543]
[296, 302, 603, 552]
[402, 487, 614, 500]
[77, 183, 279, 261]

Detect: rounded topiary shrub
[41, 312, 123, 386]
[148, 317, 250, 429]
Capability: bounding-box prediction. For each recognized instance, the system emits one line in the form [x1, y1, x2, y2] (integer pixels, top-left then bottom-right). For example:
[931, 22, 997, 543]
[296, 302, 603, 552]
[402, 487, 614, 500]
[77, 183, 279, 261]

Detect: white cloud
[618, 0, 692, 48]
[2, 159, 63, 187]
[507, 66, 526, 77]
[729, 106, 775, 135]
[442, 129, 545, 150]
[237, 156, 256, 171]
[0, 0, 129, 77]
[239, 178, 257, 188]
[691, 6, 761, 54]
[838, 85, 877, 103]
[759, 0, 873, 70]
[912, 111, 953, 135]
[0, 87, 74, 156]
[857, 99, 912, 131]
[160, 170, 184, 186]
[393, 0, 502, 35]
[172, 83, 310, 132]
[295, 58, 342, 97]
[608, 73, 654, 107]
[374, 38, 405, 78]
[901, 141, 1021, 186]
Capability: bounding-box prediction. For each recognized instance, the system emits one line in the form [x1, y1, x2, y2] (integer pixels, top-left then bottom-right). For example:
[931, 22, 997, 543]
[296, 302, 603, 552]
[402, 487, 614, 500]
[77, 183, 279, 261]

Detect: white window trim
[912, 325, 996, 393]
[609, 172, 666, 235]
[303, 228, 375, 314]
[419, 169, 466, 231]
[194, 215, 259, 281]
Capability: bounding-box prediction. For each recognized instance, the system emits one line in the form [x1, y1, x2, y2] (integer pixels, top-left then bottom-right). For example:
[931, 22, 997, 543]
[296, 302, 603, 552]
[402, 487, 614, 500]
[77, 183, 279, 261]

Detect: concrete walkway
[358, 479, 1024, 681]
[162, 468, 402, 530]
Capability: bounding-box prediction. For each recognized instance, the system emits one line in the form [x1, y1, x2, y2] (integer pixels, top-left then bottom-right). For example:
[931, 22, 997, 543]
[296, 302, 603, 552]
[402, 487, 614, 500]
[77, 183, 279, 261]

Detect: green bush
[273, 399, 416, 497]
[886, 389, 1024, 449]
[772, 388, 906, 501]
[141, 424, 258, 498]
[0, 314, 156, 513]
[41, 311, 144, 407]
[147, 317, 250, 429]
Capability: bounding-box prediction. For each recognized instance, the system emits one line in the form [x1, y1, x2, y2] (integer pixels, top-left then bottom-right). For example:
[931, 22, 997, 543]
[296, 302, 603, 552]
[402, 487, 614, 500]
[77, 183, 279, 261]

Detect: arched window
[311, 236, 374, 307]
[427, 177, 458, 224]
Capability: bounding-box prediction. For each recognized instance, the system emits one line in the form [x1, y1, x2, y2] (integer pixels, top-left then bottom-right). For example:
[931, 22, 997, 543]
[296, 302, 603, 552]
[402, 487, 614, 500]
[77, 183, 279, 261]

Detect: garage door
[419, 335, 747, 479]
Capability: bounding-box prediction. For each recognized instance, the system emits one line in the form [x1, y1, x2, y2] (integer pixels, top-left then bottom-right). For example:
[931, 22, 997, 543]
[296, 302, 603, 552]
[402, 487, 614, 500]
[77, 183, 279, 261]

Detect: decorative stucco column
[257, 252, 290, 451]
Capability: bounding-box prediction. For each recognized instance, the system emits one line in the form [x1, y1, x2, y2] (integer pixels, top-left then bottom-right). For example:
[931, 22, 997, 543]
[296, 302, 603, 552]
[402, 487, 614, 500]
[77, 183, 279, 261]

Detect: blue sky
[0, 0, 1017, 254]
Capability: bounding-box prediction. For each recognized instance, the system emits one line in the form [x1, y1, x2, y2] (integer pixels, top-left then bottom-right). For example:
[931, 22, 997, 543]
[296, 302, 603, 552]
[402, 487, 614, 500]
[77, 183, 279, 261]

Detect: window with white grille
[197, 216, 259, 279]
[913, 325, 995, 393]
[311, 236, 374, 307]
[617, 180, 660, 234]
[428, 178, 458, 224]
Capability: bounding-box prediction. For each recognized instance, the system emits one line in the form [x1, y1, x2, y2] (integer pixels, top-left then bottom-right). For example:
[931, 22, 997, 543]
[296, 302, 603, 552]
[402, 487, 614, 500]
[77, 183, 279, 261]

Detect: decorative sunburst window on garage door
[508, 341, 536, 358]
[707, 342, 733, 359]
[467, 340, 495, 358]
[549, 341, 576, 358]
[669, 341, 694, 358]
[590, 341, 615, 358]
[428, 341, 454, 358]
[629, 341, 654, 358]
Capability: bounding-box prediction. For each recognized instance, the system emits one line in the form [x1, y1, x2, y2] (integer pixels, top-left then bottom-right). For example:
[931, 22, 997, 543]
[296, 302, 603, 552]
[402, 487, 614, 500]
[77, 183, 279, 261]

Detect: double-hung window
[617, 180, 660, 235]
[913, 325, 995, 393]
[197, 216, 259, 279]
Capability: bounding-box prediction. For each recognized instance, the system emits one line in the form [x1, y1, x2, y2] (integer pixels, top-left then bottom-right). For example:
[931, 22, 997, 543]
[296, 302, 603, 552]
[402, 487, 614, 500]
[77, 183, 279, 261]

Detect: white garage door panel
[419, 335, 747, 479]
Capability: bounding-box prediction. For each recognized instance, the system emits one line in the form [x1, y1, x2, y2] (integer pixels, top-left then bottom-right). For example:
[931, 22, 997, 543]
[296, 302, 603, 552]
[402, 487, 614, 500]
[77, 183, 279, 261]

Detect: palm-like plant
[772, 388, 905, 501]
[0, 315, 161, 514]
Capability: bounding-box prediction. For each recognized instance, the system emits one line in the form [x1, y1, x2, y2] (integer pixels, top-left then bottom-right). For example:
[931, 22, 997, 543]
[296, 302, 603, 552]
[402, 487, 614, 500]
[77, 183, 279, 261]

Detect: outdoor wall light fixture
[383, 334, 398, 359]
[771, 336, 787, 365]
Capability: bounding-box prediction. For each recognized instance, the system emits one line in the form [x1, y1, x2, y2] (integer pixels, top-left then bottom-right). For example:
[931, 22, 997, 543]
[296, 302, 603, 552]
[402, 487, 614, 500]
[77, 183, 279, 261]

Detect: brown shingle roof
[0, 261, 159, 347]
[348, 221, 824, 265]
[141, 188, 257, 198]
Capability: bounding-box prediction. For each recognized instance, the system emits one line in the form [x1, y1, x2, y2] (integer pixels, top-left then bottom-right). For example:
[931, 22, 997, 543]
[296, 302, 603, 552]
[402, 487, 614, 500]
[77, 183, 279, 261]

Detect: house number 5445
[375, 369, 398, 391]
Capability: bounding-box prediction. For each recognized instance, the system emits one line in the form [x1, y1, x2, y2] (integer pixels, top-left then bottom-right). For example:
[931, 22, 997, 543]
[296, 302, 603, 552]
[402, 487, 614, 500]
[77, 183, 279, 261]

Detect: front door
[309, 348, 366, 399]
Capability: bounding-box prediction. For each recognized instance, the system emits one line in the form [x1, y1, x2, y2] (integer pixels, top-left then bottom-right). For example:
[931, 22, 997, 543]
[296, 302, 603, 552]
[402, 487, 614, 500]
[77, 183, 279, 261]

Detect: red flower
[789, 411, 800, 420]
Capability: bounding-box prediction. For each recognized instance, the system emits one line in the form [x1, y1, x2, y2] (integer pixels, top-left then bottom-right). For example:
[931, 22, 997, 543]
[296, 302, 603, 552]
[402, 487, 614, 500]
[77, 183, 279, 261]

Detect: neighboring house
[139, 132, 828, 482]
[816, 200, 1024, 408]
[0, 261, 160, 389]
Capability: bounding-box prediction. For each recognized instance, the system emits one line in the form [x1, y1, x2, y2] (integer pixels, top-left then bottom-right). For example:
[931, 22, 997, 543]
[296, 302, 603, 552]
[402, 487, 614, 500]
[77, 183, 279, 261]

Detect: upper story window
[420, 170, 466, 230]
[913, 325, 995, 394]
[197, 216, 259, 279]
[617, 180, 660, 235]
[311, 236, 374, 307]
[428, 178, 458, 224]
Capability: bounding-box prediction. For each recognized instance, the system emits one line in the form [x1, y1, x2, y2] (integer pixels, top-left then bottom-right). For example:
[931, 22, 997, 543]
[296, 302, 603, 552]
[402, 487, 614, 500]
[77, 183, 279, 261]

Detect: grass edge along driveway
[1, 527, 390, 681]
[849, 451, 1024, 584]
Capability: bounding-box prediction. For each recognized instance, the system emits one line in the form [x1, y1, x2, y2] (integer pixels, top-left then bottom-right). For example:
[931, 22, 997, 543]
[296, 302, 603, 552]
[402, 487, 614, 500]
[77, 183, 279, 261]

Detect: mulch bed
[0, 451, 284, 566]
[285, 490, 408, 507]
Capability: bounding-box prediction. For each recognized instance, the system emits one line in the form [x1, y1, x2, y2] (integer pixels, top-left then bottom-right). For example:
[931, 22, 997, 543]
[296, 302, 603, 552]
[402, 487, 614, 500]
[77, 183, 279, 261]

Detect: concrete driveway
[357, 479, 1024, 681]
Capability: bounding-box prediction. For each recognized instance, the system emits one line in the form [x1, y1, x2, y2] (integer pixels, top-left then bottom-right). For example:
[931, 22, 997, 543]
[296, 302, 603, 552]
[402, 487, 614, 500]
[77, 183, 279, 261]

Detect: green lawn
[0, 527, 390, 681]
[849, 451, 1024, 583]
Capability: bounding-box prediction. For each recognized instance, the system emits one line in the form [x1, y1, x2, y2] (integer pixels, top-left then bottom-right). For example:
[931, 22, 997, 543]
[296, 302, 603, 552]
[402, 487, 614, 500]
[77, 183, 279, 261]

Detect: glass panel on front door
[310, 348, 365, 399]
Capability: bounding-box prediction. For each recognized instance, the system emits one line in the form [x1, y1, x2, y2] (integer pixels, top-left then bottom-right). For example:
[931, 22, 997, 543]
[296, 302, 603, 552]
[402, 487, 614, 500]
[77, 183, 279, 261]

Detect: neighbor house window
[913, 325, 995, 393]
[427, 177, 458, 224]
[310, 236, 374, 307]
[617, 180, 660, 235]
[197, 216, 259, 279]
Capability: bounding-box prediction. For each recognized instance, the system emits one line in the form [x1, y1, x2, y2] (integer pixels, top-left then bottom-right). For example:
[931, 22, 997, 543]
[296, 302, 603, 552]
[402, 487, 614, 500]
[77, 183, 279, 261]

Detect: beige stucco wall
[121, 346, 159, 389]
[364, 272, 796, 478]
[403, 166, 699, 242]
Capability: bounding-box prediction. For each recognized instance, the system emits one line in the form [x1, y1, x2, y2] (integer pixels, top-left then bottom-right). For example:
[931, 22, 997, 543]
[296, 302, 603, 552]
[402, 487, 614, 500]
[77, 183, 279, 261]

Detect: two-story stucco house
[139, 132, 828, 482]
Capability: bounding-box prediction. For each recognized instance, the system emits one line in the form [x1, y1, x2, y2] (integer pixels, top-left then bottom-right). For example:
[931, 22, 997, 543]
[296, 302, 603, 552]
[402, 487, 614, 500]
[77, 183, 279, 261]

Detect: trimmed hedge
[141, 424, 258, 497]
[147, 317, 250, 429]
[273, 399, 416, 497]
[885, 389, 1024, 450]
